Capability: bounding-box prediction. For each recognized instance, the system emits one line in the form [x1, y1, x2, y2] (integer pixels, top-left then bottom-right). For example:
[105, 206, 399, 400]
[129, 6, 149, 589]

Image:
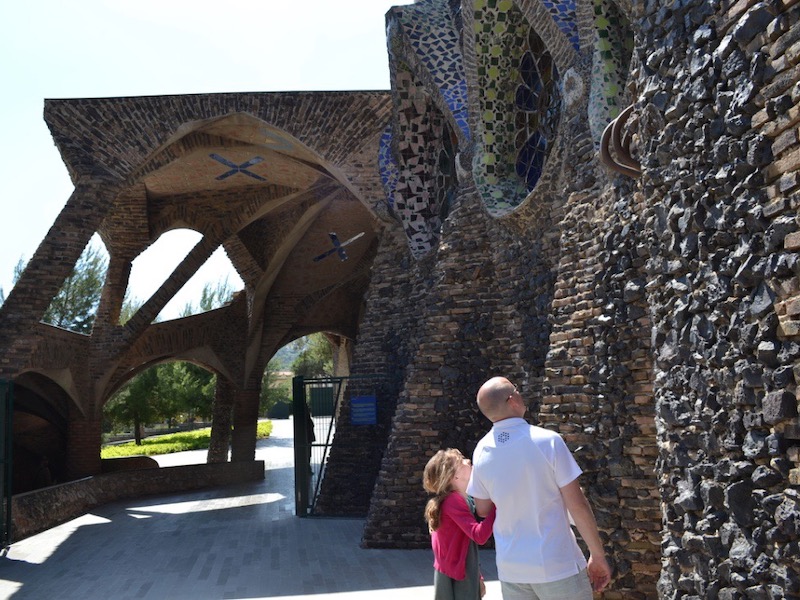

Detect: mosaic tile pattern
[472, 0, 561, 216]
[540, 0, 580, 52]
[379, 125, 400, 209]
[515, 32, 561, 192]
[388, 66, 457, 258]
[588, 0, 633, 145]
[394, 0, 470, 142]
[383, 0, 461, 258]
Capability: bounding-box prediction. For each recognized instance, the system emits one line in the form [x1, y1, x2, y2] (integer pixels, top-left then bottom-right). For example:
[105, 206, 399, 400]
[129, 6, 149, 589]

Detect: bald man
[467, 377, 611, 599]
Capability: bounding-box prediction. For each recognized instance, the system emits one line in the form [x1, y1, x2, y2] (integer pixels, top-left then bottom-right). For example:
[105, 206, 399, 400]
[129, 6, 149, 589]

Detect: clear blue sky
[0, 0, 411, 319]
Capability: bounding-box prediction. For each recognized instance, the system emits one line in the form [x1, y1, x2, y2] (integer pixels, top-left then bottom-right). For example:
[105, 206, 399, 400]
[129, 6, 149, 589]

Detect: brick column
[208, 377, 235, 463]
[66, 414, 102, 479]
[231, 389, 260, 462]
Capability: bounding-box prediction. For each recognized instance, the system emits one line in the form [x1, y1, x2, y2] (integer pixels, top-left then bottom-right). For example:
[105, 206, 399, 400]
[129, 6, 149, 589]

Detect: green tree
[105, 367, 160, 445]
[119, 292, 146, 326]
[291, 333, 333, 378]
[44, 241, 107, 333]
[157, 362, 215, 423]
[0, 257, 28, 308]
[180, 278, 235, 317]
[259, 357, 292, 416]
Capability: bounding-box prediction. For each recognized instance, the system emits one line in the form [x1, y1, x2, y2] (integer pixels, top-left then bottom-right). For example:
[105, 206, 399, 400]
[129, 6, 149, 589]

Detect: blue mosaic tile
[397, 0, 470, 142]
[541, 0, 580, 51]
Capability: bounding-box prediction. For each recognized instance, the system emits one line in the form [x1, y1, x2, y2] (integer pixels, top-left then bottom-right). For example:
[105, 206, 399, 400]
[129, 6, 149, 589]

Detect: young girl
[423, 448, 496, 600]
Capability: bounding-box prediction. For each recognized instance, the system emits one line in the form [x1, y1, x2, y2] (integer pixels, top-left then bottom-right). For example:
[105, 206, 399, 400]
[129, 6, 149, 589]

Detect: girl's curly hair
[422, 448, 464, 532]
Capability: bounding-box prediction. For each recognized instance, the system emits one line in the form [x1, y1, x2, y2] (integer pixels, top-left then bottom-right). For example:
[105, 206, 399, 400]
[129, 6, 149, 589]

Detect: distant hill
[269, 342, 301, 371]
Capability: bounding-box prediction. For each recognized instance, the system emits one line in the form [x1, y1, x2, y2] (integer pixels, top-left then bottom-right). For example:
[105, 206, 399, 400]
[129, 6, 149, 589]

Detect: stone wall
[634, 0, 800, 596]
[325, 1, 666, 596]
[321, 0, 800, 596]
[350, 170, 662, 596]
[12, 461, 264, 541]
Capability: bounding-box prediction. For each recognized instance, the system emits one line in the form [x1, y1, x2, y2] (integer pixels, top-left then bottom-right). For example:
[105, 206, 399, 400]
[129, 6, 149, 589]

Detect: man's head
[476, 376, 526, 422]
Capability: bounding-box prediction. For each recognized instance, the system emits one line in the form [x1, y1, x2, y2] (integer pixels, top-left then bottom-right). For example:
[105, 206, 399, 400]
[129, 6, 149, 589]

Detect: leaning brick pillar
[66, 412, 102, 479]
[208, 377, 235, 463]
[231, 389, 260, 462]
[0, 177, 120, 377]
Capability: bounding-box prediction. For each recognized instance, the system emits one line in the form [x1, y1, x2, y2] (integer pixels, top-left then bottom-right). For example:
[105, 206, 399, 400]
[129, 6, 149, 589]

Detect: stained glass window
[514, 30, 561, 193]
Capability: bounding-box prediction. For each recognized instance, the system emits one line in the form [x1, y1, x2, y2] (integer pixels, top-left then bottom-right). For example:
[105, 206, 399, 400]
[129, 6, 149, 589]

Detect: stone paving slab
[0, 419, 499, 599]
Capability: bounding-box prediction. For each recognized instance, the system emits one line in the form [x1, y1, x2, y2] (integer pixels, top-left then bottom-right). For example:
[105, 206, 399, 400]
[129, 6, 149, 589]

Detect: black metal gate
[0, 380, 13, 552]
[292, 375, 383, 517]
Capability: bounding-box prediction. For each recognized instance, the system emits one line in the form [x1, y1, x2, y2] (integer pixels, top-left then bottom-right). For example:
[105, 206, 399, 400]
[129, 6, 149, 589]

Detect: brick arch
[101, 299, 248, 404]
[102, 353, 226, 406]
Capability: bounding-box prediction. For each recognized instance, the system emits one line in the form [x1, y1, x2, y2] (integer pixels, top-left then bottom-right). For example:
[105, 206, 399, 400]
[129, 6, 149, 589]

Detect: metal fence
[292, 375, 385, 517]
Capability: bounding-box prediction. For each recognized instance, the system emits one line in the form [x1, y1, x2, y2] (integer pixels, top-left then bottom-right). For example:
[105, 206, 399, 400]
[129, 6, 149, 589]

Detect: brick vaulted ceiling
[35, 91, 393, 404]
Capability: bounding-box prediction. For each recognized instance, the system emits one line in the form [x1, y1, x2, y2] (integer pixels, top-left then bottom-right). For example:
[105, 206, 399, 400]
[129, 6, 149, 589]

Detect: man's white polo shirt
[467, 417, 588, 584]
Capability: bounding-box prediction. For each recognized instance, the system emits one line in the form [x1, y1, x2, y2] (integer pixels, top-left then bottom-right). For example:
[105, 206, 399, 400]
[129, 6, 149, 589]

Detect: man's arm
[560, 479, 612, 592]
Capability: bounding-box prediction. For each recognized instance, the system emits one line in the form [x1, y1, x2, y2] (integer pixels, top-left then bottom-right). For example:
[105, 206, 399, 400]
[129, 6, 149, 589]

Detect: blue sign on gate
[351, 395, 377, 425]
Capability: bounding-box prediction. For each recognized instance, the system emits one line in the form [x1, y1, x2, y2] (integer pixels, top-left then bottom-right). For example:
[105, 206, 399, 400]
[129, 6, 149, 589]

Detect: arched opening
[11, 372, 71, 493]
[102, 360, 217, 460]
[40, 233, 108, 334]
[127, 229, 243, 322]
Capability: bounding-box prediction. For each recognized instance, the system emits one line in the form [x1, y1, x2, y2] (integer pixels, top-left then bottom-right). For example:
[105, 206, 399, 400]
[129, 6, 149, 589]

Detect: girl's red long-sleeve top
[431, 492, 496, 580]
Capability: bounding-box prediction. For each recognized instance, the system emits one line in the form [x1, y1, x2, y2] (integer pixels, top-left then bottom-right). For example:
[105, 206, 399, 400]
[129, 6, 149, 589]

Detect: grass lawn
[101, 420, 273, 458]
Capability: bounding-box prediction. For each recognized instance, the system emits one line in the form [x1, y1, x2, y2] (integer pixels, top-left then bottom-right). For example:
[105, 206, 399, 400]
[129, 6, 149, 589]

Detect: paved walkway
[0, 419, 499, 600]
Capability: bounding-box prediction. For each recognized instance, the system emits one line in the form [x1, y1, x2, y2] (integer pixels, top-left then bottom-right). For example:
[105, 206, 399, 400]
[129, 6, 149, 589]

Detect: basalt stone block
[762, 390, 797, 424]
[765, 524, 789, 544]
[734, 255, 763, 286]
[774, 492, 800, 536]
[729, 533, 757, 569]
[766, 433, 786, 455]
[764, 218, 795, 256]
[743, 430, 769, 459]
[726, 114, 751, 135]
[745, 407, 767, 428]
[677, 479, 704, 511]
[702, 480, 727, 509]
[756, 341, 779, 366]
[751, 465, 783, 487]
[728, 480, 756, 526]
[732, 3, 775, 45]
[721, 521, 743, 548]
[771, 365, 794, 388]
[777, 341, 800, 362]
[766, 94, 794, 119]
[738, 361, 765, 388]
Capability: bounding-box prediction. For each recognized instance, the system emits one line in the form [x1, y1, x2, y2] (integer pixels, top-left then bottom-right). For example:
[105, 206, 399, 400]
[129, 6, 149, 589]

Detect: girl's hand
[480, 579, 486, 598]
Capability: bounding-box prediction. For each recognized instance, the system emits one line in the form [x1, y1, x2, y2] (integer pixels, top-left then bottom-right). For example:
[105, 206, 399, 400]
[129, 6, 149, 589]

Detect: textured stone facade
[325, 0, 800, 597]
[2, 0, 800, 597]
